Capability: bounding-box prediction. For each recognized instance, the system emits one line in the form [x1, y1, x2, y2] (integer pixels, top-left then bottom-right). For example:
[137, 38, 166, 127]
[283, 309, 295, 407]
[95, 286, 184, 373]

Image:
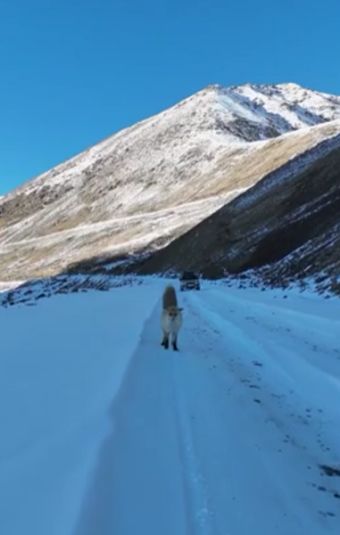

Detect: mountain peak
[1, 81, 340, 281]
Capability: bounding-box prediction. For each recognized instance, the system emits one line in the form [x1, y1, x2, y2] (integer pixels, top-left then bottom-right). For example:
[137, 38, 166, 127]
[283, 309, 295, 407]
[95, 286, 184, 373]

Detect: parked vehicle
[179, 271, 200, 291]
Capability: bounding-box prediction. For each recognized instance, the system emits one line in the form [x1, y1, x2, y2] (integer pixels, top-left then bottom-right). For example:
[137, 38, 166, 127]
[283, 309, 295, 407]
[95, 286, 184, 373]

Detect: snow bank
[0, 282, 162, 535]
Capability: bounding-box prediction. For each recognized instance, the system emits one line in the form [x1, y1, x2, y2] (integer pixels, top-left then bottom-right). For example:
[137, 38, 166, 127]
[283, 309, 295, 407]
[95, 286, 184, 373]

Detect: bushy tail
[163, 285, 177, 309]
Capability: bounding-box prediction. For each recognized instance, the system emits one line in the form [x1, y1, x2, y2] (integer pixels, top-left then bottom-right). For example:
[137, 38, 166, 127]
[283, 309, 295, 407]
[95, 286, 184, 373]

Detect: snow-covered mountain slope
[230, 82, 340, 130]
[136, 132, 340, 293]
[1, 83, 340, 281]
[0, 280, 339, 534]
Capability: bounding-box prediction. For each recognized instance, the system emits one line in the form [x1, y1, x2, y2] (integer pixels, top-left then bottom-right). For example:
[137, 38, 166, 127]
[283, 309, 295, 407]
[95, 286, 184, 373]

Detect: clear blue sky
[1, 0, 340, 194]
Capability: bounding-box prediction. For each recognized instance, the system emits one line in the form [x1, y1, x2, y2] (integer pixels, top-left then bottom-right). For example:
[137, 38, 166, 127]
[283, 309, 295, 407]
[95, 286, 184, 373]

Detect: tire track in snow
[74, 301, 216, 535]
[183, 289, 339, 531]
[171, 354, 215, 535]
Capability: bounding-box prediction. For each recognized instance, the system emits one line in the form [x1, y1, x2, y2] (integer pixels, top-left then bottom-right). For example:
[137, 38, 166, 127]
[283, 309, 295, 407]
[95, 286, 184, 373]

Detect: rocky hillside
[1, 83, 340, 282]
[134, 136, 340, 293]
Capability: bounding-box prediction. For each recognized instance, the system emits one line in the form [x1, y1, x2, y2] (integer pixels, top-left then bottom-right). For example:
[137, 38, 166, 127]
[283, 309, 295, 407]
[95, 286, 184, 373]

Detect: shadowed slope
[135, 136, 340, 290]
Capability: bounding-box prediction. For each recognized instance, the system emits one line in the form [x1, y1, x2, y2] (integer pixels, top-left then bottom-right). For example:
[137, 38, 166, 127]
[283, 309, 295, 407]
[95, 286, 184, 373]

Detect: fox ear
[178, 307, 183, 311]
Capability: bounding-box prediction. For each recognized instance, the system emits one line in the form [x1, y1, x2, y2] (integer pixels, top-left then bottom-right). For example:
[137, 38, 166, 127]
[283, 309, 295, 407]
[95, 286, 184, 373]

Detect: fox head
[167, 305, 183, 318]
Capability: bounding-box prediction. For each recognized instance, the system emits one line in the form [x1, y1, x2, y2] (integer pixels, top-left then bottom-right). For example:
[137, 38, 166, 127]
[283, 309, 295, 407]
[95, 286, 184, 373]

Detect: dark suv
[179, 271, 200, 291]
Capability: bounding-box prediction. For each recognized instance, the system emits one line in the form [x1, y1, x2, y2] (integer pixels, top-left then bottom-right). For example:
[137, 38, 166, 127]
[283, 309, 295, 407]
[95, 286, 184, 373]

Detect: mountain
[1, 82, 340, 283]
[135, 137, 340, 293]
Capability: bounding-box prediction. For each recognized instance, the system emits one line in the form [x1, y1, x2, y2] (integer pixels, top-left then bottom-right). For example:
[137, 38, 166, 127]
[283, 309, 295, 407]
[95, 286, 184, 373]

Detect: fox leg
[172, 333, 179, 351]
[161, 332, 169, 349]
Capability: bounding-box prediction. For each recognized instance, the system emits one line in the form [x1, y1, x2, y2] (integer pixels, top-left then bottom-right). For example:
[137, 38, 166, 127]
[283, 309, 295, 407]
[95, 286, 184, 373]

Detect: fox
[161, 285, 183, 351]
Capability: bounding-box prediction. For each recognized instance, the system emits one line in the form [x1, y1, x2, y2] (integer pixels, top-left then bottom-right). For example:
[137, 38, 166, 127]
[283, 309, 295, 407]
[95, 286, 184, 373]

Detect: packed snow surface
[0, 279, 339, 535]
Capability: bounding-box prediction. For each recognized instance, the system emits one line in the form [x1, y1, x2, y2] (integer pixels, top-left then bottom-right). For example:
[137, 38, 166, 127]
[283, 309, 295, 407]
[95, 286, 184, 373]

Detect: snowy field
[0, 279, 339, 535]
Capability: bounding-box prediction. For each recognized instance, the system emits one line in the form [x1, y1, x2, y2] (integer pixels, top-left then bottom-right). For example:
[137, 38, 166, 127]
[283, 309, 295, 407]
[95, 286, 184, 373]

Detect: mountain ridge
[1, 82, 340, 284]
[133, 135, 340, 293]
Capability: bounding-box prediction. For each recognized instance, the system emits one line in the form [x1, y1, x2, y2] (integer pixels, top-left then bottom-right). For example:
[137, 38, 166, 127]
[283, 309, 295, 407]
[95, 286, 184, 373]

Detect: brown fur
[162, 285, 177, 309]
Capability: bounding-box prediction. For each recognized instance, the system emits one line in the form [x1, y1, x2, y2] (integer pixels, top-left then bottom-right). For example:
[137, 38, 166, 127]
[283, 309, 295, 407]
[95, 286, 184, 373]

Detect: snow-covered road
[76, 284, 339, 535]
[0, 280, 339, 535]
